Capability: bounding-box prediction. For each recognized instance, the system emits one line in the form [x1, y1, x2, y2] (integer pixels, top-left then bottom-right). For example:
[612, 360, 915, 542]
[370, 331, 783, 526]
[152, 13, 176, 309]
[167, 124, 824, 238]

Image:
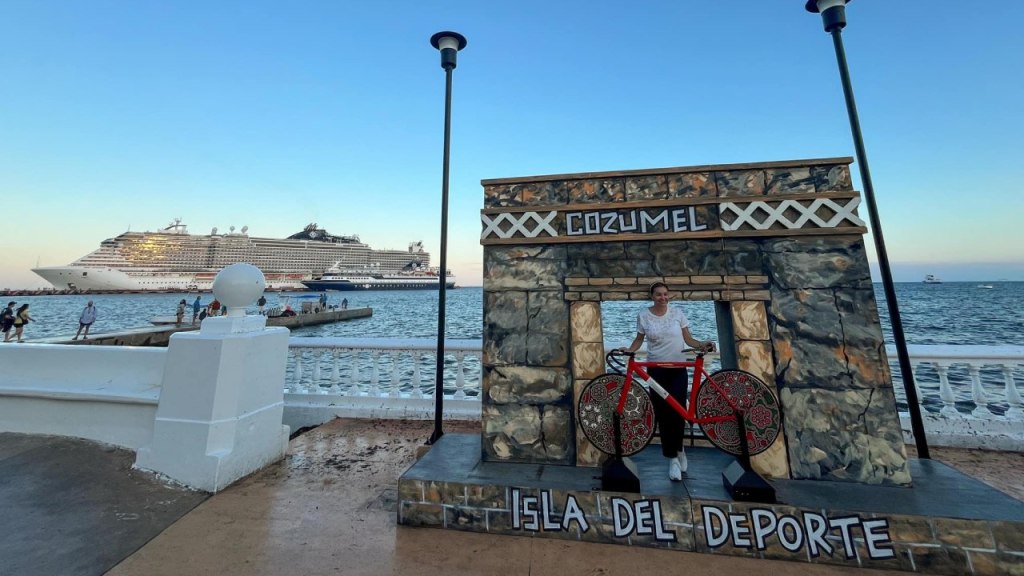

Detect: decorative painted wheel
[695, 369, 781, 456]
[577, 373, 656, 457]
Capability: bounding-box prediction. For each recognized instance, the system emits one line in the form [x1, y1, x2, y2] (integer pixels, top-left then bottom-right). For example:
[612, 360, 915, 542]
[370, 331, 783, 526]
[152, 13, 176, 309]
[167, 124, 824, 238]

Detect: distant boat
[923, 275, 942, 284]
[977, 284, 994, 289]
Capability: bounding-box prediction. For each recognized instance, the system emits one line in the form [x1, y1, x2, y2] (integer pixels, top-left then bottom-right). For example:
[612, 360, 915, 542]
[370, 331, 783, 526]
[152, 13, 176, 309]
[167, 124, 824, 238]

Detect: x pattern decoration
[481, 211, 558, 240]
[719, 197, 865, 231]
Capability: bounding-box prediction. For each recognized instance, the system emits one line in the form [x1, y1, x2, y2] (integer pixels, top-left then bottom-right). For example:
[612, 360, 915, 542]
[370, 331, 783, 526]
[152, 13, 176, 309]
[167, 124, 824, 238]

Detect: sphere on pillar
[212, 263, 266, 317]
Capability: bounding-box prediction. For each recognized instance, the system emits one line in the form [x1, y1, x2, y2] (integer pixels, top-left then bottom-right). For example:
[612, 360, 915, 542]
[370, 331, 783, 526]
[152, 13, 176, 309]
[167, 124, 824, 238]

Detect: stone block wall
[480, 157, 910, 485]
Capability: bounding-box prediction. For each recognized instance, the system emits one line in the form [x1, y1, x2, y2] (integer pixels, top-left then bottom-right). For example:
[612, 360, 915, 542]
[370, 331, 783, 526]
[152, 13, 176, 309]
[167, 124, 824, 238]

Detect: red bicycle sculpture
[578, 349, 782, 462]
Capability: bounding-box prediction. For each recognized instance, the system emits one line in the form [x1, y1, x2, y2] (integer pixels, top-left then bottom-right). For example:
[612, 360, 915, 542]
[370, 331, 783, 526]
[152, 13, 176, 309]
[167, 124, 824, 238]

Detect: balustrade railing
[282, 339, 1023, 449]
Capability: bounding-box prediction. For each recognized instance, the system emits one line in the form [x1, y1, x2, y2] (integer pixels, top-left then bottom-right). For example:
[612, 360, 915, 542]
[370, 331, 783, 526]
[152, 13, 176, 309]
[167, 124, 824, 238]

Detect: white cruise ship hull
[302, 275, 456, 291]
[32, 266, 308, 291]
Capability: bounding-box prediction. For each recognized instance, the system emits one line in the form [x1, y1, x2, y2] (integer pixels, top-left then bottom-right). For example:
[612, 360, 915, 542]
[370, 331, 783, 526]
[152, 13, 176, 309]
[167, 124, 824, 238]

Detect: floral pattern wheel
[694, 369, 781, 456]
[577, 373, 656, 457]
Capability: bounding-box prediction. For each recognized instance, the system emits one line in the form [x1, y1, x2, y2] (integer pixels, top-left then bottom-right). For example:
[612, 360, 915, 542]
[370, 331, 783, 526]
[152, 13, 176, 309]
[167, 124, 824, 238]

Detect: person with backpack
[12, 304, 34, 343]
[1, 301, 15, 342]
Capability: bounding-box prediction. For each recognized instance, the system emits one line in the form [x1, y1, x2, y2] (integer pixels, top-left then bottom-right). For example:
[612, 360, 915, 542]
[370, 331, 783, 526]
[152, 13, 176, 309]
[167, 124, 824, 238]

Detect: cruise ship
[302, 261, 455, 291]
[32, 220, 439, 292]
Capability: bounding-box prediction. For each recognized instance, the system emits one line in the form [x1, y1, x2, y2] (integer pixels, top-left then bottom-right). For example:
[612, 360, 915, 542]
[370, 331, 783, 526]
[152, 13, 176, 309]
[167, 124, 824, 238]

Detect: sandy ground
[108, 419, 1021, 576]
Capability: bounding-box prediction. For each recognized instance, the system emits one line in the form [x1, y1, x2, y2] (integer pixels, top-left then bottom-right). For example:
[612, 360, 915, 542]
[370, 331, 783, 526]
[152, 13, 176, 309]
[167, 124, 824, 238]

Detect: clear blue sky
[2, 1, 1022, 288]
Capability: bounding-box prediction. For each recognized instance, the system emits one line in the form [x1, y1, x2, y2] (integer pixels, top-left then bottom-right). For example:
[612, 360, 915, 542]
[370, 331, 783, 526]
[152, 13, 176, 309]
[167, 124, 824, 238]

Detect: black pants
[648, 366, 688, 458]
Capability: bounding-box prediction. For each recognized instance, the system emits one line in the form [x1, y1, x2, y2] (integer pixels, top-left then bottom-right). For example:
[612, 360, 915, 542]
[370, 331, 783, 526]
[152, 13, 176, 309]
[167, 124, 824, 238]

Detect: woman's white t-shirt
[637, 307, 689, 362]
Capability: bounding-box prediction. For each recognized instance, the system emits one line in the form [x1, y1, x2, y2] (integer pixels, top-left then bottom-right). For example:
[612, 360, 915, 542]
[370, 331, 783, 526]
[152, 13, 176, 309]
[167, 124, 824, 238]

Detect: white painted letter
[672, 209, 688, 232]
[702, 506, 729, 548]
[862, 519, 895, 559]
[689, 206, 707, 231]
[611, 497, 635, 537]
[540, 490, 561, 531]
[829, 516, 861, 560]
[511, 488, 521, 529]
[562, 494, 590, 533]
[634, 500, 653, 535]
[566, 213, 582, 236]
[650, 500, 677, 542]
[618, 211, 638, 232]
[728, 513, 752, 547]
[522, 495, 539, 531]
[601, 212, 618, 233]
[777, 516, 804, 552]
[804, 511, 833, 557]
[640, 209, 669, 233]
[751, 509, 778, 550]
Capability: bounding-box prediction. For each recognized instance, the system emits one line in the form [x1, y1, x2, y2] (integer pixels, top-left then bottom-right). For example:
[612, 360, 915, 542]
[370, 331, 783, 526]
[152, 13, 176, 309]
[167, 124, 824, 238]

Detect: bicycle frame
[614, 353, 738, 426]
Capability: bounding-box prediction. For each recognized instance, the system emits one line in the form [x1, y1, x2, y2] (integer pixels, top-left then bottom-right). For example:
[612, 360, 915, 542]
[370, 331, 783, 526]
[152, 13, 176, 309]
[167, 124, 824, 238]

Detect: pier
[26, 307, 373, 346]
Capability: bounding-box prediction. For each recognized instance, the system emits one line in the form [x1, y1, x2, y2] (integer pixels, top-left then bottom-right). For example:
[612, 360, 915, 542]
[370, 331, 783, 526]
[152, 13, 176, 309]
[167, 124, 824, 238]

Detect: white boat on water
[31, 219, 435, 292]
[923, 275, 942, 284]
[302, 261, 455, 292]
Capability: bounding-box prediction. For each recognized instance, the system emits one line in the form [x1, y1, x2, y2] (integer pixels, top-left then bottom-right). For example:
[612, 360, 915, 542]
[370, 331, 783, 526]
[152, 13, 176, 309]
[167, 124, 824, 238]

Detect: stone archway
[479, 157, 909, 486]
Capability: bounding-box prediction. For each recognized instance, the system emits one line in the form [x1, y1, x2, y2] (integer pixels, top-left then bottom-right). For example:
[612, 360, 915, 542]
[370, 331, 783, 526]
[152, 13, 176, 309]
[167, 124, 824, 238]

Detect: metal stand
[601, 412, 641, 493]
[721, 411, 776, 503]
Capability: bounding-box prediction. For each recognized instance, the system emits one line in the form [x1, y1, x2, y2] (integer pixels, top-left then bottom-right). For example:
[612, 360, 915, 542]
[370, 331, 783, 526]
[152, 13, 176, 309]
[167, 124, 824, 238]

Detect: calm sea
[12, 282, 1023, 345]
[8, 283, 1023, 409]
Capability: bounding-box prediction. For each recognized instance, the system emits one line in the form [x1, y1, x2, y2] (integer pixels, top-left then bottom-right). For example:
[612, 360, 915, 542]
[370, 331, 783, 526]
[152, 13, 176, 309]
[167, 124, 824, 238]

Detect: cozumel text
[565, 206, 708, 236]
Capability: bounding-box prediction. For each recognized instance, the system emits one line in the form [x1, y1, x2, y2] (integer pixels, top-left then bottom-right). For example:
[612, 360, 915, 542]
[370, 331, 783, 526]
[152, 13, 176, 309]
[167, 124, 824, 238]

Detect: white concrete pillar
[135, 264, 290, 492]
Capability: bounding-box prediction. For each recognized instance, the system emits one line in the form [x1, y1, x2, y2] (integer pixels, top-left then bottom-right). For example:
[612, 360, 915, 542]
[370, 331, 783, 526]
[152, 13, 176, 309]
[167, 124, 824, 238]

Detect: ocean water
[15, 282, 1023, 345]
[7, 283, 1022, 409]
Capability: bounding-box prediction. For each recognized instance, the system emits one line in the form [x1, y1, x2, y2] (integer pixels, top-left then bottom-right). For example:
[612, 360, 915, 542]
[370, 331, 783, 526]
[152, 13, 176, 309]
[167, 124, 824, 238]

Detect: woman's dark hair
[16, 304, 28, 312]
[648, 282, 668, 295]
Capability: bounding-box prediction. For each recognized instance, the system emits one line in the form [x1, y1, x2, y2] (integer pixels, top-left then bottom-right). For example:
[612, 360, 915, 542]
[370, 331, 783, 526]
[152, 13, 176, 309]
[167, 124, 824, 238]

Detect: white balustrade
[281, 339, 1023, 449]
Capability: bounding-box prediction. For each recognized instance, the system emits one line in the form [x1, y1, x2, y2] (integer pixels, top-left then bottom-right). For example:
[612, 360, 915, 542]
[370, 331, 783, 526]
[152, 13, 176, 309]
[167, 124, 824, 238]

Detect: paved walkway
[106, 419, 1022, 576]
[4, 421, 1021, 576]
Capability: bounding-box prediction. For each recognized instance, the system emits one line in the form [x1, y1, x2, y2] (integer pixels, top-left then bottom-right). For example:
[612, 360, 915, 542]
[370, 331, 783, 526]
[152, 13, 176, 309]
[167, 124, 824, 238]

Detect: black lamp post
[805, 0, 930, 458]
[427, 31, 467, 445]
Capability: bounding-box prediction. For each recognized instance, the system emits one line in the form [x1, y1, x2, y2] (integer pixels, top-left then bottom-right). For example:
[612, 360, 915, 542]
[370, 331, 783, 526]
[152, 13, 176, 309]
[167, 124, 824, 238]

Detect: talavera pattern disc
[577, 373, 656, 457]
[695, 369, 781, 456]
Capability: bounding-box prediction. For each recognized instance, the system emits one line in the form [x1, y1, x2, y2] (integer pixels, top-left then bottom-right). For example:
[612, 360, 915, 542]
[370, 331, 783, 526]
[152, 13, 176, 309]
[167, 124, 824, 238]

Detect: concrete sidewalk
[0, 434, 207, 576]
[105, 419, 1024, 576]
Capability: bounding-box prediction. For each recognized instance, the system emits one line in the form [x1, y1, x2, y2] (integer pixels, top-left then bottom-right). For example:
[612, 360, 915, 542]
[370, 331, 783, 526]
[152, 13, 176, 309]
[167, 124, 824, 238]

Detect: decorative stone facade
[480, 157, 909, 485]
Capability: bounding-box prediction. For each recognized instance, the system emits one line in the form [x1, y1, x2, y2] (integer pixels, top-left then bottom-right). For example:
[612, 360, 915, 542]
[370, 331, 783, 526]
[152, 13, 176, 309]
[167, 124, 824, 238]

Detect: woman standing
[12, 304, 35, 343]
[175, 299, 186, 327]
[616, 282, 715, 481]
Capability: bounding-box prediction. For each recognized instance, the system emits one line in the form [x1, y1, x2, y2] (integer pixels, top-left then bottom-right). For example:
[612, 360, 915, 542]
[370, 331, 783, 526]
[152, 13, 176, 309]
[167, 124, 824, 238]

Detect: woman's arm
[617, 333, 645, 353]
[682, 327, 714, 352]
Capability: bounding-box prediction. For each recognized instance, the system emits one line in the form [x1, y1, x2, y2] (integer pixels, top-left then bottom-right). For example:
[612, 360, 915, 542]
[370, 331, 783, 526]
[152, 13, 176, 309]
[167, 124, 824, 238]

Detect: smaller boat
[976, 284, 994, 289]
[923, 275, 942, 284]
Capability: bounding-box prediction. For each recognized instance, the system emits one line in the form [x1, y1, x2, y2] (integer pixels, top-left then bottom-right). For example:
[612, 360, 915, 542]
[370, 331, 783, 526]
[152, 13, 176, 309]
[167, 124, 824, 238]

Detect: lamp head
[430, 31, 467, 70]
[805, 0, 850, 32]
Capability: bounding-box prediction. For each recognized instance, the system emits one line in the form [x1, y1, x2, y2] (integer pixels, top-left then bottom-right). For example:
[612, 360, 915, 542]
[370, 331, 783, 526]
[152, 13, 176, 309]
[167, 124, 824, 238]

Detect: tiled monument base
[398, 434, 1024, 575]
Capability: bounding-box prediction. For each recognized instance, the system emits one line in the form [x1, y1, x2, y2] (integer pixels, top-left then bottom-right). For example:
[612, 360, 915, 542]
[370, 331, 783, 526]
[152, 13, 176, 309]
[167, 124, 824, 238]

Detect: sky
[1, 0, 1022, 288]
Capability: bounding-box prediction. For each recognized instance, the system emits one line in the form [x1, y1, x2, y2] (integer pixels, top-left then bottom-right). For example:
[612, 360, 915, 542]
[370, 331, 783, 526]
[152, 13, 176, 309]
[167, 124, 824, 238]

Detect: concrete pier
[26, 307, 373, 346]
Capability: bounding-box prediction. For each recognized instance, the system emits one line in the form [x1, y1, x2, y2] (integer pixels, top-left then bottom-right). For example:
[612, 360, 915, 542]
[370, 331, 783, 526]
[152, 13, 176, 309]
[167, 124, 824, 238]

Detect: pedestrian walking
[73, 300, 98, 340]
[1, 301, 16, 342]
[192, 296, 202, 325]
[12, 304, 34, 343]
[175, 299, 186, 327]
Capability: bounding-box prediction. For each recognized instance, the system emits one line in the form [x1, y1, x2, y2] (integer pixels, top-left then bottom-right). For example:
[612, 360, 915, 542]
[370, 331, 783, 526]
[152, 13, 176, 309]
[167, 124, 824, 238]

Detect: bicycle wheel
[694, 369, 781, 456]
[577, 373, 656, 457]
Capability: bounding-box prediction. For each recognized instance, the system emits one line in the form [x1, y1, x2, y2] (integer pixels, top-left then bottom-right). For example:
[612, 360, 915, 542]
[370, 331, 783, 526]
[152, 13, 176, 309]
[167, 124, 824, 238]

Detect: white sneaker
[668, 457, 682, 481]
[677, 450, 688, 473]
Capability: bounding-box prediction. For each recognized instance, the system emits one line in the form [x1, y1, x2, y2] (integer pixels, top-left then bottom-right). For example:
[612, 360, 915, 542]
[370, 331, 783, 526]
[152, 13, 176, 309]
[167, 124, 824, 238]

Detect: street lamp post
[427, 31, 467, 445]
[805, 0, 930, 458]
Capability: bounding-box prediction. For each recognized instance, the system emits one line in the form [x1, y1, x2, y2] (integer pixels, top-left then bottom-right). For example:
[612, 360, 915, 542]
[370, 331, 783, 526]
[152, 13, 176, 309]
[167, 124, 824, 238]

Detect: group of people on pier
[2, 301, 36, 343]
